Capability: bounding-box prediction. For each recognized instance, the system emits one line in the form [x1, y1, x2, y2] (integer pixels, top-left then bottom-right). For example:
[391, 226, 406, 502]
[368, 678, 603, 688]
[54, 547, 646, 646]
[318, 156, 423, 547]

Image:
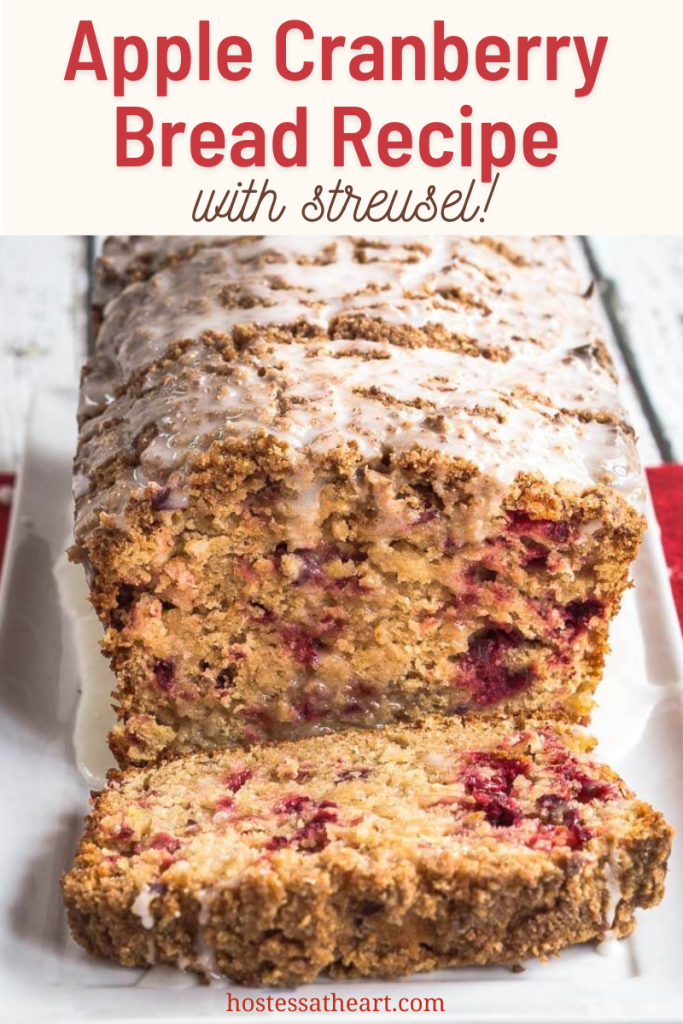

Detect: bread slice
[62, 717, 671, 986]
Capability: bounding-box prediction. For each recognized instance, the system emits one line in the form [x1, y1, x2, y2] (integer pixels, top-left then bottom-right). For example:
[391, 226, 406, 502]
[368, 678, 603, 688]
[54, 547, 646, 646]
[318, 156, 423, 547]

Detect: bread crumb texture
[74, 236, 645, 765]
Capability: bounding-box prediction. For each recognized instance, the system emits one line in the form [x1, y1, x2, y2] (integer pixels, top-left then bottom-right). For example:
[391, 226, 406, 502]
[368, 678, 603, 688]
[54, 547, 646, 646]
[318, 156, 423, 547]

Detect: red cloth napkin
[646, 465, 683, 628]
[0, 474, 13, 577]
[1, 468, 682, 633]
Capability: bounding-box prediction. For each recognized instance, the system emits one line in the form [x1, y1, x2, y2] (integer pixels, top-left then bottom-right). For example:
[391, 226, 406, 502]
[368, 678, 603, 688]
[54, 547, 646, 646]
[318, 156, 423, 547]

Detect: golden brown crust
[62, 718, 672, 986]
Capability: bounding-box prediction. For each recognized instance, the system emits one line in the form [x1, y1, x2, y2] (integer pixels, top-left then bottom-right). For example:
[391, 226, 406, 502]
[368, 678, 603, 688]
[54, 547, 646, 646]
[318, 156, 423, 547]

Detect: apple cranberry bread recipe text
[72, 235, 644, 767]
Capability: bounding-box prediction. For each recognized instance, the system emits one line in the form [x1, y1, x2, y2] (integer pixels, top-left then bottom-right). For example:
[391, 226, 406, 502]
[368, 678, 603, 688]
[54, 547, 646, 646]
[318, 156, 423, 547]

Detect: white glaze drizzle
[596, 848, 623, 953]
[75, 235, 643, 545]
[132, 885, 156, 929]
[195, 888, 222, 981]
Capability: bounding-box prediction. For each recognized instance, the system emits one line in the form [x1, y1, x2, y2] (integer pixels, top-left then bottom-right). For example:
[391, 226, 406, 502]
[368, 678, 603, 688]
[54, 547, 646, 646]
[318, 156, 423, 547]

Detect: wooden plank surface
[585, 236, 683, 464]
[0, 237, 89, 472]
[573, 240, 661, 469]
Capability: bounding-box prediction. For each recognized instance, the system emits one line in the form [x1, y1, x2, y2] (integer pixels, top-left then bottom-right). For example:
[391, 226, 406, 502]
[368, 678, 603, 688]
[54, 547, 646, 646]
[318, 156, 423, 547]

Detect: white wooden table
[0, 237, 681, 482]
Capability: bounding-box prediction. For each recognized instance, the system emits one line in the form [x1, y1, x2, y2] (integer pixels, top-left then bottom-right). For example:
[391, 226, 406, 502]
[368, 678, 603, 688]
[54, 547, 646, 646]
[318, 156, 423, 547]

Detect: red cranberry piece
[112, 825, 134, 840]
[293, 681, 331, 723]
[215, 796, 235, 812]
[281, 624, 320, 666]
[223, 767, 253, 792]
[293, 549, 329, 587]
[296, 698, 330, 723]
[508, 512, 573, 544]
[562, 808, 594, 849]
[447, 592, 479, 612]
[526, 825, 559, 851]
[150, 832, 182, 853]
[457, 630, 533, 706]
[291, 802, 339, 850]
[461, 751, 528, 827]
[574, 775, 615, 802]
[274, 794, 313, 815]
[335, 576, 363, 594]
[153, 659, 175, 692]
[462, 751, 529, 794]
[269, 822, 324, 853]
[268, 798, 339, 852]
[471, 790, 521, 828]
[266, 835, 290, 851]
[535, 795, 593, 849]
[295, 819, 330, 851]
[342, 700, 364, 716]
[241, 705, 271, 726]
[552, 756, 615, 803]
[312, 803, 338, 823]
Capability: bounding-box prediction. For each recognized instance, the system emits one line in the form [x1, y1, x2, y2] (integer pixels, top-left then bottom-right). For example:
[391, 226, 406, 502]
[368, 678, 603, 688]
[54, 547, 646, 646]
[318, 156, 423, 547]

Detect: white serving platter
[1, 386, 683, 1024]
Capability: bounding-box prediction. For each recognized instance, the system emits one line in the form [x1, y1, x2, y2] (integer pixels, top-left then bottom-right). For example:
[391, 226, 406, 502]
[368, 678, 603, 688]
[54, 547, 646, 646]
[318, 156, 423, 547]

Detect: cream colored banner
[2, 0, 682, 233]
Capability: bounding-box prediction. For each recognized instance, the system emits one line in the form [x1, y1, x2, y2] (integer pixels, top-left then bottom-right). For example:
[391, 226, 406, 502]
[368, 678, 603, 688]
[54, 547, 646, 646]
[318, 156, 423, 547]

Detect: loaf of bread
[73, 236, 645, 767]
[61, 716, 671, 986]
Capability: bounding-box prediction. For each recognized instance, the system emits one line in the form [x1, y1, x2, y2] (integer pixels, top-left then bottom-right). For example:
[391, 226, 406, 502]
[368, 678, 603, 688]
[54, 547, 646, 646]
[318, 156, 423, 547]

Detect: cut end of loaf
[73, 235, 646, 765]
[96, 466, 642, 766]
